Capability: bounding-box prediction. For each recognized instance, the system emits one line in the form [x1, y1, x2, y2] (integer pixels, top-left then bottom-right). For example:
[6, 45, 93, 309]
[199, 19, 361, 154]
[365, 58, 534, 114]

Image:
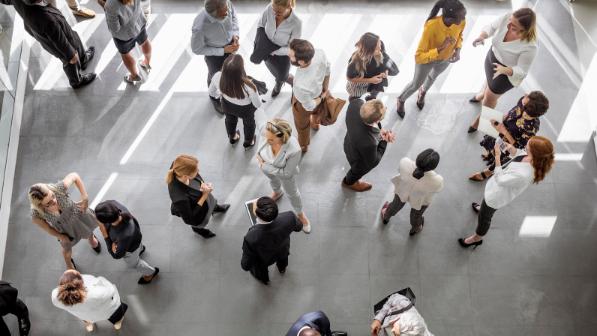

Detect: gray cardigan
[104, 0, 146, 41]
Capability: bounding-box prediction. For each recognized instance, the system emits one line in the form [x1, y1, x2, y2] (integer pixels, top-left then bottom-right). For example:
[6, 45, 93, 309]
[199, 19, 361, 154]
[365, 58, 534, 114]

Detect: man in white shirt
[289, 39, 330, 153]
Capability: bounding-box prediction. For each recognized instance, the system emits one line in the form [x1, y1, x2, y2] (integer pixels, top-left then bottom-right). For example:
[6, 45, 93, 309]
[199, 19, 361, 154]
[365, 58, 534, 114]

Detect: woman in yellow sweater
[396, 0, 466, 118]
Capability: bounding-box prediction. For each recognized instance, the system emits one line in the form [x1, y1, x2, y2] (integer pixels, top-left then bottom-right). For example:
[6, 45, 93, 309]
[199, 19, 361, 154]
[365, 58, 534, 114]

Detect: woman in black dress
[346, 32, 398, 101]
[166, 154, 230, 238]
[469, 91, 548, 181]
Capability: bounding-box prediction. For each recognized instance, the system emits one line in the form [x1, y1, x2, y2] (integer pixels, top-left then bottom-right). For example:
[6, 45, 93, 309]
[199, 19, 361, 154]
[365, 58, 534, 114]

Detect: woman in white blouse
[468, 8, 538, 133]
[371, 293, 434, 336]
[459, 136, 554, 248]
[256, 118, 311, 233]
[209, 54, 262, 148]
[51, 270, 127, 332]
[258, 0, 302, 97]
[381, 149, 444, 236]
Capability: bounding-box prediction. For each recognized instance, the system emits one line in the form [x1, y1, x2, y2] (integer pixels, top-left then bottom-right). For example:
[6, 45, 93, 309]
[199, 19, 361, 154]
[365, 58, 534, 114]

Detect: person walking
[51, 270, 127, 332]
[342, 98, 394, 192]
[395, 0, 466, 118]
[257, 119, 311, 233]
[208, 54, 261, 147]
[99, 0, 152, 84]
[166, 154, 230, 239]
[468, 7, 538, 133]
[459, 136, 555, 248]
[289, 38, 331, 153]
[380, 149, 444, 236]
[0, 281, 30, 336]
[28, 173, 101, 270]
[95, 200, 160, 285]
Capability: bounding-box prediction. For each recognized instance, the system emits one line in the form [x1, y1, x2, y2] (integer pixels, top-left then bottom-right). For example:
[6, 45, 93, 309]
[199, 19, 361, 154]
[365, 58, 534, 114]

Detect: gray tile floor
[3, 1, 597, 335]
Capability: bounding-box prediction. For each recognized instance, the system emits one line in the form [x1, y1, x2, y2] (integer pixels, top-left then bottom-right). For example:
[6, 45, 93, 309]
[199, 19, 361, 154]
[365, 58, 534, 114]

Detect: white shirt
[258, 4, 302, 56]
[391, 158, 444, 210]
[208, 71, 262, 108]
[293, 49, 331, 111]
[51, 275, 121, 323]
[483, 13, 537, 86]
[484, 155, 535, 209]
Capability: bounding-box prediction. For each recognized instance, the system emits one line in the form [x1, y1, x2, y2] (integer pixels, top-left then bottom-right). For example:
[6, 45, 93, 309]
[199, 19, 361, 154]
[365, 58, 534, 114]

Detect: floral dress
[31, 181, 97, 245]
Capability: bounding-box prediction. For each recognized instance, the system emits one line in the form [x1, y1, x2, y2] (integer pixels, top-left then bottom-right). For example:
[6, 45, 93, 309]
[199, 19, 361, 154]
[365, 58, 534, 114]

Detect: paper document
[479, 106, 504, 138]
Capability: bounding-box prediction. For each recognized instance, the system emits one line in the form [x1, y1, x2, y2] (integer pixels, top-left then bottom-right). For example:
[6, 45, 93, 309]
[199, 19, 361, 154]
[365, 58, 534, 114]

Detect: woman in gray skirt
[28, 172, 101, 270]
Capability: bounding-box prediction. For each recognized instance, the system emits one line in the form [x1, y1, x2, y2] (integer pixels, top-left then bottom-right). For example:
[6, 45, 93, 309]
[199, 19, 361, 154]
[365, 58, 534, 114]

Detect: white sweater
[51, 275, 121, 323]
[483, 13, 537, 87]
[391, 158, 444, 210]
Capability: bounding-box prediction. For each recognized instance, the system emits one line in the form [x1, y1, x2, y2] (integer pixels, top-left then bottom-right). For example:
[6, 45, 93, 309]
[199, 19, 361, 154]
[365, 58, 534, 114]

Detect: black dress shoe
[467, 126, 477, 133]
[243, 135, 256, 150]
[192, 227, 216, 238]
[138, 267, 159, 285]
[396, 99, 405, 119]
[458, 238, 483, 249]
[271, 81, 283, 97]
[213, 203, 230, 213]
[71, 73, 96, 89]
[81, 46, 95, 70]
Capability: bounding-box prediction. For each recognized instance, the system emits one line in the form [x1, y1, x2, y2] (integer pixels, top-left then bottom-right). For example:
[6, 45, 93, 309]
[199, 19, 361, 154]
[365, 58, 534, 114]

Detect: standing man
[342, 99, 395, 192]
[0, 0, 96, 89]
[191, 0, 239, 111]
[0, 281, 30, 336]
[286, 311, 347, 336]
[241, 196, 302, 285]
[289, 38, 330, 153]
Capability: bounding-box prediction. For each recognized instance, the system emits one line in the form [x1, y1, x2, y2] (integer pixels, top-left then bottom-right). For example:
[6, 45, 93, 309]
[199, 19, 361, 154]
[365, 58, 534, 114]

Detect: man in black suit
[286, 311, 347, 336]
[0, 0, 96, 89]
[342, 98, 395, 192]
[0, 281, 30, 336]
[241, 196, 302, 285]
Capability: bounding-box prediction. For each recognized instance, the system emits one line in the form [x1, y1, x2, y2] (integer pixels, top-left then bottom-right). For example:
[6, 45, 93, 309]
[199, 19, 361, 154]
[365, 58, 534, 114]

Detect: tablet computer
[244, 198, 258, 226]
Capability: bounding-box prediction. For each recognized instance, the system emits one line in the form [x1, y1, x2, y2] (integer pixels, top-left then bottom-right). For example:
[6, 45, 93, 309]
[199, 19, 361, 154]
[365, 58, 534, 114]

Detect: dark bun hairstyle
[255, 196, 279, 222]
[413, 149, 440, 179]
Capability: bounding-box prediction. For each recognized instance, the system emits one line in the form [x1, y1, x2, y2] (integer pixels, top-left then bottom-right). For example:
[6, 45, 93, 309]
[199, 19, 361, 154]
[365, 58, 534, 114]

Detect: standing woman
[166, 154, 230, 239]
[28, 173, 101, 270]
[100, 0, 152, 84]
[256, 119, 311, 233]
[51, 270, 127, 332]
[459, 136, 555, 248]
[208, 54, 262, 148]
[380, 149, 444, 236]
[258, 0, 302, 97]
[346, 32, 398, 101]
[468, 8, 538, 133]
[395, 0, 466, 119]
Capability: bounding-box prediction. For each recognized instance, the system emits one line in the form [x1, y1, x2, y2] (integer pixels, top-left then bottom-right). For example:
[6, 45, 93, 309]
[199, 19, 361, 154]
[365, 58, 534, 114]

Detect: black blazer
[343, 99, 387, 171]
[250, 26, 282, 64]
[286, 311, 332, 336]
[0, 0, 80, 63]
[0, 281, 19, 316]
[168, 174, 209, 227]
[101, 200, 143, 259]
[241, 211, 302, 270]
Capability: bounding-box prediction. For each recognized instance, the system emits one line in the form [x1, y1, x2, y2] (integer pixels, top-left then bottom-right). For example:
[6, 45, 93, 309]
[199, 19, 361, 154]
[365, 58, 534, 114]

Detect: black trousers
[344, 161, 373, 186]
[0, 298, 29, 335]
[264, 55, 291, 83]
[383, 194, 428, 228]
[221, 98, 257, 144]
[244, 256, 288, 283]
[476, 199, 497, 236]
[107, 303, 128, 324]
[205, 54, 230, 86]
[61, 32, 87, 87]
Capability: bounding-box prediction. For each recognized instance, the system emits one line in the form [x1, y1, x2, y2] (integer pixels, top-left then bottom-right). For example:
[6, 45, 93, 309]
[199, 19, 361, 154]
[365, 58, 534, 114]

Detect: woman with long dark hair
[346, 32, 398, 101]
[395, 0, 466, 118]
[380, 149, 444, 236]
[459, 136, 555, 248]
[209, 54, 262, 149]
[468, 8, 538, 133]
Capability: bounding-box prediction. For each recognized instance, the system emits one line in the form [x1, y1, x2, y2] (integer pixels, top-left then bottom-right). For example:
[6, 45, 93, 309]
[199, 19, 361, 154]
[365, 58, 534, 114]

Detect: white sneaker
[302, 221, 311, 234]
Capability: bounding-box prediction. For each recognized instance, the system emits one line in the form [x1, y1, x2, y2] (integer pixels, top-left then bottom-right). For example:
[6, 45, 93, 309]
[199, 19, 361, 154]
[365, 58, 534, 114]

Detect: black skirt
[484, 49, 514, 95]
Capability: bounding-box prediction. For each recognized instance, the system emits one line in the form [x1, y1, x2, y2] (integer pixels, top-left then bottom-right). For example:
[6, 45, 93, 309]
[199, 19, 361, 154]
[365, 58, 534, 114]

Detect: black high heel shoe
[230, 130, 240, 144]
[458, 238, 483, 249]
[243, 135, 256, 150]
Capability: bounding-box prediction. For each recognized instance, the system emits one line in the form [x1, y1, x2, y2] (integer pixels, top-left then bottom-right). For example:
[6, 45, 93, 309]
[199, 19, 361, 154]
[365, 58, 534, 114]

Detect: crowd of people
[0, 0, 558, 335]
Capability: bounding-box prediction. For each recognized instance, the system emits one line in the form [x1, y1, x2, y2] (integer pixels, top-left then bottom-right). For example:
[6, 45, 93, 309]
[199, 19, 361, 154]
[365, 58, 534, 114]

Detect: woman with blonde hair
[459, 136, 555, 248]
[166, 154, 230, 239]
[28, 173, 101, 270]
[346, 32, 398, 101]
[468, 8, 538, 133]
[256, 119, 311, 233]
[257, 0, 302, 97]
[51, 270, 127, 332]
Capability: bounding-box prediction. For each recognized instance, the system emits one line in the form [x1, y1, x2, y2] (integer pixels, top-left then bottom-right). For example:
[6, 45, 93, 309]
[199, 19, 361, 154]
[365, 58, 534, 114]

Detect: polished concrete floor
[3, 0, 597, 335]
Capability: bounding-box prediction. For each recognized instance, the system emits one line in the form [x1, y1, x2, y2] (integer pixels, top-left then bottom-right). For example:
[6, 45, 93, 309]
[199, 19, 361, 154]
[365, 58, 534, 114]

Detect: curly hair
[56, 270, 87, 306]
[524, 91, 549, 118]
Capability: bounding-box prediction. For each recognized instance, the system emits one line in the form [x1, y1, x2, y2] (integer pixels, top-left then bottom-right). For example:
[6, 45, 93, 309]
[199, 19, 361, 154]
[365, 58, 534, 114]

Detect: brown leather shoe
[342, 179, 372, 192]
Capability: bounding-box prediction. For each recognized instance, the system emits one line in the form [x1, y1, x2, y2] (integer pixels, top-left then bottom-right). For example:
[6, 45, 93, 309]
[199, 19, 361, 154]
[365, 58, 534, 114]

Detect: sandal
[139, 60, 152, 74]
[468, 171, 488, 182]
[124, 74, 143, 84]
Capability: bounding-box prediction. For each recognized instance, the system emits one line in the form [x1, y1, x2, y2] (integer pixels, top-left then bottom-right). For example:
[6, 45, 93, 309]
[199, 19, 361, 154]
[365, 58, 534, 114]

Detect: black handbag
[373, 287, 416, 316]
[247, 76, 268, 95]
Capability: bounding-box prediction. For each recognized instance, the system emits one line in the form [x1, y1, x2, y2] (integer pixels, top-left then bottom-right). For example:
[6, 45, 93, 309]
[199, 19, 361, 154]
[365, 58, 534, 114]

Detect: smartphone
[496, 138, 508, 152]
